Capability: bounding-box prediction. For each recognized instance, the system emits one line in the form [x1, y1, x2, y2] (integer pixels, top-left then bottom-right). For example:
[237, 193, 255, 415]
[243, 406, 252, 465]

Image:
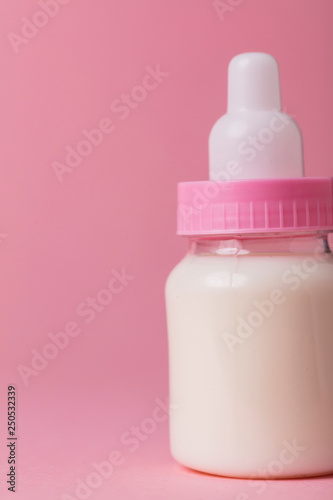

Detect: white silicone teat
[209, 52, 304, 181]
[228, 52, 281, 112]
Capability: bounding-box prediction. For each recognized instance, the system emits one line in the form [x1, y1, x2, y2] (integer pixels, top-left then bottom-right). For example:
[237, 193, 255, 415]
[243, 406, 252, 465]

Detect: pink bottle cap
[178, 55, 333, 237]
[177, 178, 333, 236]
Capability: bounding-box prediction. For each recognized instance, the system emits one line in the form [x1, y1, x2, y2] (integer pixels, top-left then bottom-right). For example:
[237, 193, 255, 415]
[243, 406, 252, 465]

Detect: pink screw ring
[177, 178, 333, 236]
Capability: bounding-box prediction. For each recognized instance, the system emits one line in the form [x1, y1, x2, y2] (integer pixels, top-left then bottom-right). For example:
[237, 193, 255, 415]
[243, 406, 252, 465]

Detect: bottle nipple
[209, 53, 304, 181]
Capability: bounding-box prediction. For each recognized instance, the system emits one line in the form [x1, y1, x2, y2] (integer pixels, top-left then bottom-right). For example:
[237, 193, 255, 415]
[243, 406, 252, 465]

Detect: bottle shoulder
[165, 251, 333, 295]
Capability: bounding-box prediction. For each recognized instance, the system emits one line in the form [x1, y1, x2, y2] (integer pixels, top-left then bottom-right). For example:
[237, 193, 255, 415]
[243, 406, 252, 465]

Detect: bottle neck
[189, 232, 332, 257]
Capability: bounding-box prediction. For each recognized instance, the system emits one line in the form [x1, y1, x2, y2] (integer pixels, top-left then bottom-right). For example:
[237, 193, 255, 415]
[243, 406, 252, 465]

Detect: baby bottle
[165, 53, 333, 478]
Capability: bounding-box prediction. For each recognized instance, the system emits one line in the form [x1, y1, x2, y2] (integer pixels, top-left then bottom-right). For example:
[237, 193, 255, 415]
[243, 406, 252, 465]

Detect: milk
[166, 239, 333, 477]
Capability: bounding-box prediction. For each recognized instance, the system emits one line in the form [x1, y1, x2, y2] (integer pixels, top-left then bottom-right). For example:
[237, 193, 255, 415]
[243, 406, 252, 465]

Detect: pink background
[0, 0, 333, 498]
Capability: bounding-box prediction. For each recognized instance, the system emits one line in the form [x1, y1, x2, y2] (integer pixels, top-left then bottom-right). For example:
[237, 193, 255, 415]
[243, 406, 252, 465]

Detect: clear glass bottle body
[165, 232, 333, 478]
